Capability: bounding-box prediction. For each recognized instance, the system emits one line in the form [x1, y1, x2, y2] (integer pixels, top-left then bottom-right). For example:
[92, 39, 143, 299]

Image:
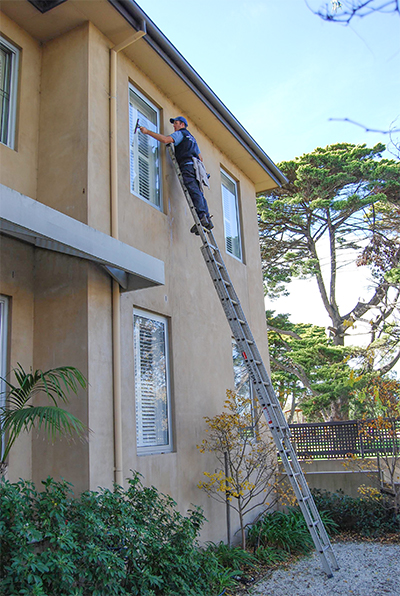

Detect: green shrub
[247, 507, 337, 556]
[311, 488, 400, 537]
[205, 541, 257, 569]
[254, 545, 288, 565]
[248, 509, 314, 554]
[0, 473, 221, 596]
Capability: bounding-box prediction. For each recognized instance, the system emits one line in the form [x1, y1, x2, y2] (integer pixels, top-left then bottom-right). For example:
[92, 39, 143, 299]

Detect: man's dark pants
[180, 163, 210, 220]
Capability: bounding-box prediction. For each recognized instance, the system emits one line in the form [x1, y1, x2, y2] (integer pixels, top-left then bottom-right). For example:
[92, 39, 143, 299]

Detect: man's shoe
[190, 216, 214, 235]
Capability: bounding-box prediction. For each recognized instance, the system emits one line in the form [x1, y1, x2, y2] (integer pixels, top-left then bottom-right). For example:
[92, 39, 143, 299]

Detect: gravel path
[250, 541, 400, 596]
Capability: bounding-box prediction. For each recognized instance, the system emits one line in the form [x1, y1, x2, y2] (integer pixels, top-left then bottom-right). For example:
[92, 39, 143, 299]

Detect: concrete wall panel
[0, 236, 35, 481]
[0, 13, 41, 198]
[32, 250, 89, 494]
[37, 24, 89, 223]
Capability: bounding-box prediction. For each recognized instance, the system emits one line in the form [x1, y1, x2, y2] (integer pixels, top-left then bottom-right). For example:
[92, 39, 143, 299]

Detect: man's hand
[138, 127, 174, 144]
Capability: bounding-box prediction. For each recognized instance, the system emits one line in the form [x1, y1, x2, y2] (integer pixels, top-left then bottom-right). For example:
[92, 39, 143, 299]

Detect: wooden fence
[288, 418, 400, 460]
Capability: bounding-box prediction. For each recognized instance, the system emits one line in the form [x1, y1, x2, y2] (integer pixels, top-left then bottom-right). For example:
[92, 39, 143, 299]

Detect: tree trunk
[238, 500, 246, 550]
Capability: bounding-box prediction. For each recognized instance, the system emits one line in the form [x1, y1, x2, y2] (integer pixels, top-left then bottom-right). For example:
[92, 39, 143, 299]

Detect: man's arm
[139, 127, 173, 144]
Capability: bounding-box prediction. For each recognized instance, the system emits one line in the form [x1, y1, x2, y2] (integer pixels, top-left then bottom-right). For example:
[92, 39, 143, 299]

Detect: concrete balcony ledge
[0, 184, 164, 291]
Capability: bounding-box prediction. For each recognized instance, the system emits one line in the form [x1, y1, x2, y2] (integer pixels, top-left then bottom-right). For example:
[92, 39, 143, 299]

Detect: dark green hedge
[0, 473, 221, 596]
[311, 488, 400, 537]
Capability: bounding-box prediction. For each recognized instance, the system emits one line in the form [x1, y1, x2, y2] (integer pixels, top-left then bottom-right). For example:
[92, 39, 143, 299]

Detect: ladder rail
[166, 144, 339, 577]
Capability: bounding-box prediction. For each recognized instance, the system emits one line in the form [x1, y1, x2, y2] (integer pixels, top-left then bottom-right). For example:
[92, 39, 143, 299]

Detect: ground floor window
[133, 309, 172, 455]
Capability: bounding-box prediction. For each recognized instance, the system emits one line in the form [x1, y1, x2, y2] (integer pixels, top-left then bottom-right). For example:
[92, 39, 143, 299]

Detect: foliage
[253, 545, 288, 565]
[311, 488, 400, 536]
[349, 376, 400, 511]
[0, 364, 87, 476]
[197, 390, 278, 549]
[258, 144, 400, 369]
[266, 311, 363, 421]
[0, 473, 223, 596]
[247, 507, 337, 554]
[205, 541, 257, 569]
[350, 375, 400, 419]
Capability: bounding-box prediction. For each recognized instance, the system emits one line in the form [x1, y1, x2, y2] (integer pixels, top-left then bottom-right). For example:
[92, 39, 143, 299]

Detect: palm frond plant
[0, 364, 88, 477]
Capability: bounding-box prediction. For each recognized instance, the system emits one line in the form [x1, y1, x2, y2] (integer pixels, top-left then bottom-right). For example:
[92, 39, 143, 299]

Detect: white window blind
[0, 296, 9, 459]
[133, 310, 172, 455]
[129, 86, 161, 207]
[0, 37, 19, 149]
[221, 171, 242, 260]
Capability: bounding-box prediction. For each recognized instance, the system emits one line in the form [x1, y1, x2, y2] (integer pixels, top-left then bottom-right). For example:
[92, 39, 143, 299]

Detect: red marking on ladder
[242, 351, 247, 360]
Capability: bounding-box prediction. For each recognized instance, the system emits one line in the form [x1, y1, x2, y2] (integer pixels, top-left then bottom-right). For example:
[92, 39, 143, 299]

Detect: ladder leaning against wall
[167, 144, 339, 578]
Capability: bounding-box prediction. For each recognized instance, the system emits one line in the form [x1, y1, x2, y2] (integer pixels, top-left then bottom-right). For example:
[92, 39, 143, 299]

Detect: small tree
[197, 390, 279, 549]
[0, 364, 87, 477]
[354, 376, 400, 512]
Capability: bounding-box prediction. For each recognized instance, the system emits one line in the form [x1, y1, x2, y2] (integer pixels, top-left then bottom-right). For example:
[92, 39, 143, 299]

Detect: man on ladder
[139, 116, 213, 233]
[140, 120, 339, 577]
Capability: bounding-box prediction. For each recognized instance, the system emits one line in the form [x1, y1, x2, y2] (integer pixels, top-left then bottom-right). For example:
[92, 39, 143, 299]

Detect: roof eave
[108, 0, 288, 188]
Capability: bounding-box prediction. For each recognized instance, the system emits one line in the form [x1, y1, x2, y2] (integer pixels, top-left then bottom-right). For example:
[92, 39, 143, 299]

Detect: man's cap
[170, 116, 188, 127]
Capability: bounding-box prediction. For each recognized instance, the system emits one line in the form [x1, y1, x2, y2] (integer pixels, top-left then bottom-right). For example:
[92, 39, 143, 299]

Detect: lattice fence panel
[288, 419, 400, 460]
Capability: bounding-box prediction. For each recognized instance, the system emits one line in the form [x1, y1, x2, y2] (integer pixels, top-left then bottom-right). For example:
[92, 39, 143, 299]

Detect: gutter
[108, 0, 288, 187]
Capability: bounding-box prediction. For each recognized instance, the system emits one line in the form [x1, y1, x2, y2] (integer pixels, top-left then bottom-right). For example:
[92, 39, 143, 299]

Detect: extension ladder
[167, 144, 339, 577]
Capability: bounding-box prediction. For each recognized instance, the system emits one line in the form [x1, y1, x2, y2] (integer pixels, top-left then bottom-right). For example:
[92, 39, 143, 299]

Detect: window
[133, 309, 172, 455]
[129, 86, 161, 207]
[0, 37, 19, 149]
[232, 338, 256, 436]
[0, 296, 9, 459]
[221, 170, 242, 260]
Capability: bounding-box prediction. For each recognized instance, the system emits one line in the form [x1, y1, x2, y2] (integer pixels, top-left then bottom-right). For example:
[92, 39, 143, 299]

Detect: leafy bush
[311, 488, 400, 537]
[254, 545, 288, 565]
[0, 473, 222, 596]
[205, 541, 257, 569]
[248, 507, 337, 555]
[248, 509, 314, 554]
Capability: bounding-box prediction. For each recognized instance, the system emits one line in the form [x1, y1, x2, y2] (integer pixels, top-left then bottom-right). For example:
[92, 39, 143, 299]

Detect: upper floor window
[0, 296, 9, 459]
[129, 86, 161, 208]
[0, 37, 19, 150]
[133, 309, 172, 455]
[221, 170, 242, 260]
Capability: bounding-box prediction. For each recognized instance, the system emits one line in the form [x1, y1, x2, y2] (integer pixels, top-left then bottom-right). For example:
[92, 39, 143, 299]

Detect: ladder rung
[321, 544, 331, 553]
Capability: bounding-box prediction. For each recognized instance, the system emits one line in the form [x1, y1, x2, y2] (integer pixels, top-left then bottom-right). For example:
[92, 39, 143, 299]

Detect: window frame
[133, 308, 173, 456]
[0, 296, 9, 459]
[128, 84, 162, 210]
[221, 169, 242, 261]
[0, 36, 19, 150]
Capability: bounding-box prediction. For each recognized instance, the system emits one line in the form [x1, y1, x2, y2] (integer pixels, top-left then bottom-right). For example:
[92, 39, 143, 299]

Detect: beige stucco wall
[1, 14, 272, 543]
[0, 237, 35, 481]
[0, 12, 41, 198]
[37, 23, 89, 223]
[31, 251, 90, 494]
